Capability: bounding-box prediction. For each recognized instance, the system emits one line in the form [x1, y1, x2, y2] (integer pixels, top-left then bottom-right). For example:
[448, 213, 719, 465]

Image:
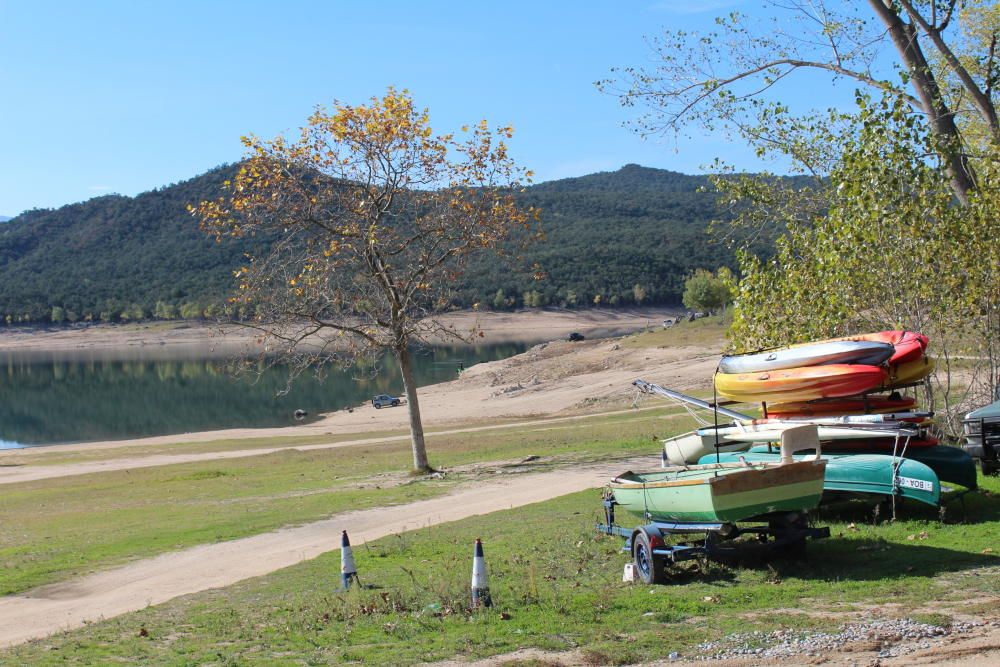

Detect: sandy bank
[0, 307, 682, 356]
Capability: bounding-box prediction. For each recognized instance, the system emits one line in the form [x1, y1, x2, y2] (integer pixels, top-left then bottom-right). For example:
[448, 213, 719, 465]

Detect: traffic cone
[340, 530, 360, 590]
[471, 538, 493, 608]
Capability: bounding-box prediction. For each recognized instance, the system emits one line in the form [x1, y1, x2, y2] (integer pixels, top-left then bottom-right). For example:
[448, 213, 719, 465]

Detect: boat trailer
[596, 495, 830, 585]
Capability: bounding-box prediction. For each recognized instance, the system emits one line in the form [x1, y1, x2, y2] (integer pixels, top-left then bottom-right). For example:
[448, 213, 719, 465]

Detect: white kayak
[699, 422, 921, 445]
[661, 431, 749, 466]
[719, 340, 894, 374]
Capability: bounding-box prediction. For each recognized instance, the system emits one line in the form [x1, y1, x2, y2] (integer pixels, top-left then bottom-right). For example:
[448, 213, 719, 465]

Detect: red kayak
[830, 330, 928, 365]
[767, 395, 917, 418]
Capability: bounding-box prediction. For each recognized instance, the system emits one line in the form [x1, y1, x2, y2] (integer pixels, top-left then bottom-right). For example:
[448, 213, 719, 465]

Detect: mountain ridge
[0, 163, 762, 324]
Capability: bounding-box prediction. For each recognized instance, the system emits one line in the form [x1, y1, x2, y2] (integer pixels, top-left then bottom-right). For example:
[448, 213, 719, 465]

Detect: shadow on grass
[647, 489, 1000, 584]
[763, 489, 1000, 582]
[814, 484, 1000, 525]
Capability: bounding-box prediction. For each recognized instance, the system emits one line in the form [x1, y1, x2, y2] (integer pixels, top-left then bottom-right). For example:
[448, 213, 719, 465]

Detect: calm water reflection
[0, 343, 528, 447]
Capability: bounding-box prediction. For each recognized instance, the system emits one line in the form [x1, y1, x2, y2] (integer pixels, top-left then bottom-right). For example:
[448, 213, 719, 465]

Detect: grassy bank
[0, 407, 691, 594]
[4, 475, 997, 665]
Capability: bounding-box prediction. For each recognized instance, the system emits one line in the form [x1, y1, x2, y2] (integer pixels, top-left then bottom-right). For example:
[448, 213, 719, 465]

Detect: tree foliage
[730, 93, 1000, 434]
[193, 88, 539, 472]
[682, 267, 734, 314]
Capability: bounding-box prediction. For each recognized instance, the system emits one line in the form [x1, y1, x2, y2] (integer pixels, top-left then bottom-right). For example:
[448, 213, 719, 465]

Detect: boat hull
[745, 444, 977, 490]
[719, 341, 894, 375]
[767, 395, 916, 418]
[886, 356, 935, 388]
[610, 461, 826, 523]
[701, 452, 941, 507]
[715, 364, 888, 403]
[824, 330, 929, 365]
[662, 432, 748, 466]
[697, 422, 921, 445]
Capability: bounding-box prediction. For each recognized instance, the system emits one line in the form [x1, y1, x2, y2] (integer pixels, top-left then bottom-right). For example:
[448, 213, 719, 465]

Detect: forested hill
[0, 163, 756, 324]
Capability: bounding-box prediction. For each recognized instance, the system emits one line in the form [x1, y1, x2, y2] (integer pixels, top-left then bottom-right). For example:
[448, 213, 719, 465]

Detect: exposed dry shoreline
[0, 307, 681, 355]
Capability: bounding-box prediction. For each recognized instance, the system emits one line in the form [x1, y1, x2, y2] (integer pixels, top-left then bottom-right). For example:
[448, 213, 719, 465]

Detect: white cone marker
[341, 530, 359, 590]
[471, 537, 492, 608]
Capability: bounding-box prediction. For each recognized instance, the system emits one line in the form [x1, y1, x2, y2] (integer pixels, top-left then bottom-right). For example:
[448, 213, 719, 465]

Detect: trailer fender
[631, 525, 666, 551]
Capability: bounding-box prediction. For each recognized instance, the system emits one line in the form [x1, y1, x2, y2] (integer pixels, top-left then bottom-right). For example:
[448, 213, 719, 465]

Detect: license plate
[896, 476, 934, 492]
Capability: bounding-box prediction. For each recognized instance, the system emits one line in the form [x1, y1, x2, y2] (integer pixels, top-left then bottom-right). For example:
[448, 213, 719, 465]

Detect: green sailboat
[610, 425, 827, 523]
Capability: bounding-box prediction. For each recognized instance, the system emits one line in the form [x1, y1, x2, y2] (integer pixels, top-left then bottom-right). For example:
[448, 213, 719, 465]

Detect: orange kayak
[767, 395, 917, 418]
[715, 364, 889, 403]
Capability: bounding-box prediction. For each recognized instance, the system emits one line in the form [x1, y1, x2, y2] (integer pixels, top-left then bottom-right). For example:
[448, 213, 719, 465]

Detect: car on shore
[372, 394, 404, 409]
[962, 398, 1000, 475]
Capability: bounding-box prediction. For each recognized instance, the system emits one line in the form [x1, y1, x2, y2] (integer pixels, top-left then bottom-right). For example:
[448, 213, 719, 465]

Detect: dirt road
[0, 455, 656, 648]
[0, 406, 670, 486]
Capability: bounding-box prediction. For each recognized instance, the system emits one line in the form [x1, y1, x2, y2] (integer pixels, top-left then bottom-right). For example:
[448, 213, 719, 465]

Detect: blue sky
[0, 1, 851, 216]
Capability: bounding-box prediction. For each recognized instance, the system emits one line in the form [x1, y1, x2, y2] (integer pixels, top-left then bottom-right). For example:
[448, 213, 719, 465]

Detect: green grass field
[3, 475, 996, 665]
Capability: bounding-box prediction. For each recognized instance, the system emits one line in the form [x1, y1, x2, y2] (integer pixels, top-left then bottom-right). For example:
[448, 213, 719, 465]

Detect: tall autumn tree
[194, 89, 539, 472]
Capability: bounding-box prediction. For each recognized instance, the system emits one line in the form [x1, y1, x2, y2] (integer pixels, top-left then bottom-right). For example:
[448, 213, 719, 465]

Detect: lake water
[0, 342, 529, 448]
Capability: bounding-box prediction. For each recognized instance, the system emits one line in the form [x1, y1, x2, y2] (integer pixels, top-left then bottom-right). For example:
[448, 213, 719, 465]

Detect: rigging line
[713, 368, 722, 465]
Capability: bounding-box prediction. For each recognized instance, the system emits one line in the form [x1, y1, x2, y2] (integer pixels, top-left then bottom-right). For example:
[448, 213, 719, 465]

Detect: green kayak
[609, 459, 826, 523]
[744, 443, 976, 490]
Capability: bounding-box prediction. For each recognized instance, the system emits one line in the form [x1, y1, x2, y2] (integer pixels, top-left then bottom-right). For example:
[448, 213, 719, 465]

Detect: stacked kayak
[637, 329, 978, 510]
[715, 330, 933, 404]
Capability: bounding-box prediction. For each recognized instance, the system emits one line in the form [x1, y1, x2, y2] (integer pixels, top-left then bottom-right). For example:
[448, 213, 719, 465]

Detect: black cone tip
[341, 530, 351, 547]
[474, 538, 484, 557]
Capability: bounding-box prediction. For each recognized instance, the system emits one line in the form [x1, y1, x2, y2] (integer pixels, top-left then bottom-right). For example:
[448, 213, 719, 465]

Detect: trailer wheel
[632, 531, 667, 585]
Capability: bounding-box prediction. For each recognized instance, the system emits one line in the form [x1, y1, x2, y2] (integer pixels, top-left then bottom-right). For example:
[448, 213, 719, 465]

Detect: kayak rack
[596, 497, 830, 585]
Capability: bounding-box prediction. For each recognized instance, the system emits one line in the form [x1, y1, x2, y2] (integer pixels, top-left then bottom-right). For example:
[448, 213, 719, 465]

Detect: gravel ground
[685, 618, 989, 662]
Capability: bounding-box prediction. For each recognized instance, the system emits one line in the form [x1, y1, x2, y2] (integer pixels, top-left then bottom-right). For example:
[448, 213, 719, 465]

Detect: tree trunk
[396, 345, 431, 472]
[868, 0, 976, 204]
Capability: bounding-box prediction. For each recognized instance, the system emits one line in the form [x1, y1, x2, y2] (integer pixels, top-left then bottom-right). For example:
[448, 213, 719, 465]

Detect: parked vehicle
[372, 394, 403, 409]
[567, 332, 585, 342]
[963, 398, 1000, 475]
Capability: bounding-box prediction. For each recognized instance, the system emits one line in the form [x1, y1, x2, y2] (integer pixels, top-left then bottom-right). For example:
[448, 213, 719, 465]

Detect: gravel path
[689, 618, 992, 662]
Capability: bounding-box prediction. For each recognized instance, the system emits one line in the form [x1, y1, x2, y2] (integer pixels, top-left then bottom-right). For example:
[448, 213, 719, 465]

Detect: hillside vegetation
[0, 164, 762, 324]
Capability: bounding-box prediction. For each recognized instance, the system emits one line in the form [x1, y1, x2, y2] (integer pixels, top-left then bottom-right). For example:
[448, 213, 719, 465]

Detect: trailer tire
[632, 530, 667, 585]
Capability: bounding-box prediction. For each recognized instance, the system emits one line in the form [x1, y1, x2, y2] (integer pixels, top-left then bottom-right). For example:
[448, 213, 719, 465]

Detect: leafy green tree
[119, 304, 145, 322]
[50, 306, 65, 324]
[682, 269, 733, 314]
[154, 301, 178, 320]
[730, 93, 1000, 432]
[194, 89, 538, 472]
[179, 302, 203, 320]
